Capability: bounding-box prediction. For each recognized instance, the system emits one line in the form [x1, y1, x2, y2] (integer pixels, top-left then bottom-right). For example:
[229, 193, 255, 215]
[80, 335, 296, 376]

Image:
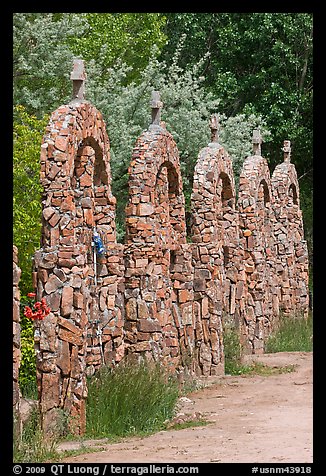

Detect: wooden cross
[209, 114, 219, 143]
[151, 91, 163, 125]
[252, 129, 262, 156]
[282, 140, 291, 163]
[70, 58, 86, 102]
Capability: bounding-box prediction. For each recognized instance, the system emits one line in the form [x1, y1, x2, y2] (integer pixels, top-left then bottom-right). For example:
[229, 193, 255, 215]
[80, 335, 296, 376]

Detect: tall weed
[86, 360, 179, 438]
[265, 313, 313, 353]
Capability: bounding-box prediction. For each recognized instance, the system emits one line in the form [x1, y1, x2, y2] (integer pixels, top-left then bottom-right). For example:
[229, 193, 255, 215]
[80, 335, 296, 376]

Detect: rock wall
[30, 61, 309, 436]
[237, 146, 278, 353]
[124, 122, 189, 372]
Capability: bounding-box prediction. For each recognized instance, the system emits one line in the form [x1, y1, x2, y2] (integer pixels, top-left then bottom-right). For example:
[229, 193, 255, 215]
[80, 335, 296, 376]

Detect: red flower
[24, 306, 33, 318]
[35, 310, 44, 320]
[24, 295, 51, 321]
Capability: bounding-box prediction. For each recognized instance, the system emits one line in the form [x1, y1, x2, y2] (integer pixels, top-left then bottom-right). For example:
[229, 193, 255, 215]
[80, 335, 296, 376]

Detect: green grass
[239, 362, 296, 376]
[13, 360, 184, 461]
[224, 311, 313, 376]
[85, 360, 180, 438]
[223, 324, 248, 375]
[265, 312, 313, 353]
[20, 378, 38, 400]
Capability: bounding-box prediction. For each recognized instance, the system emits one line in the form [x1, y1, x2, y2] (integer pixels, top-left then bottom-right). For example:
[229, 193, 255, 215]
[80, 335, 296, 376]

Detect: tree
[13, 13, 87, 117]
[13, 105, 48, 395]
[13, 13, 168, 117]
[161, 12, 313, 273]
[161, 13, 312, 171]
[84, 43, 270, 240]
[13, 105, 48, 295]
[67, 13, 167, 83]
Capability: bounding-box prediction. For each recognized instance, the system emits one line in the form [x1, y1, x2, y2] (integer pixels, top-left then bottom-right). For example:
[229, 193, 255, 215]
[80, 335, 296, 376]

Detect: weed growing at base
[86, 360, 180, 438]
[223, 312, 312, 376]
[13, 408, 60, 463]
[265, 312, 313, 353]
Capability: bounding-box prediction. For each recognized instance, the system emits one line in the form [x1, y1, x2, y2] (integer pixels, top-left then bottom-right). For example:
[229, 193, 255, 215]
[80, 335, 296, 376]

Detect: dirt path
[60, 352, 312, 463]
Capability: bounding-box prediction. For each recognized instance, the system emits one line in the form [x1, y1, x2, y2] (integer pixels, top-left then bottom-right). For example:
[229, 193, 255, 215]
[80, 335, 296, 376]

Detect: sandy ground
[60, 351, 313, 464]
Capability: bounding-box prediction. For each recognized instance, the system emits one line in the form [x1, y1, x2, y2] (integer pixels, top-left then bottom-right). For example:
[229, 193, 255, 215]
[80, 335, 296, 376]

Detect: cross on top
[70, 58, 87, 102]
[282, 140, 291, 163]
[151, 91, 163, 126]
[252, 129, 262, 156]
[209, 114, 219, 143]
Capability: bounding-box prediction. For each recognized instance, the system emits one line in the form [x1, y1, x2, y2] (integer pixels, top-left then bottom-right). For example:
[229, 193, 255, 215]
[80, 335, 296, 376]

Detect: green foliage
[13, 13, 87, 116]
[19, 321, 37, 398]
[223, 322, 246, 375]
[86, 360, 179, 438]
[13, 13, 167, 116]
[68, 13, 167, 83]
[299, 176, 313, 277]
[13, 105, 48, 296]
[162, 13, 313, 257]
[19, 294, 37, 397]
[265, 313, 313, 353]
[162, 14, 313, 144]
[13, 105, 46, 391]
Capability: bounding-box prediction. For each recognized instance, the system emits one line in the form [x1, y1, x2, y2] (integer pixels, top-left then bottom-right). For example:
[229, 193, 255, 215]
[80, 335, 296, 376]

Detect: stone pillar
[13, 245, 22, 439]
[34, 59, 118, 436]
[190, 115, 240, 375]
[271, 140, 309, 317]
[237, 130, 278, 353]
[124, 92, 189, 372]
[86, 243, 126, 376]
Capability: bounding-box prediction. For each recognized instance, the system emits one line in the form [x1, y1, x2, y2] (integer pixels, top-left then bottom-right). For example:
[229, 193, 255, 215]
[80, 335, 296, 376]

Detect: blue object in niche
[93, 228, 105, 256]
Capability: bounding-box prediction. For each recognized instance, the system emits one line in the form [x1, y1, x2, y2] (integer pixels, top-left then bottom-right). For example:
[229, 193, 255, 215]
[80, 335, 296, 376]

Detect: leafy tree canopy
[13, 13, 87, 116]
[67, 13, 167, 83]
[161, 13, 313, 172]
[13, 105, 48, 294]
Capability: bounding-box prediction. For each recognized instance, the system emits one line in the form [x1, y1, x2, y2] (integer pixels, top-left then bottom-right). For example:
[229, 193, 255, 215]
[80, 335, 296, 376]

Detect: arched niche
[155, 160, 182, 249]
[258, 179, 271, 206]
[219, 172, 235, 208]
[238, 156, 273, 242]
[271, 159, 309, 317]
[288, 183, 298, 206]
[237, 154, 275, 353]
[271, 161, 300, 209]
